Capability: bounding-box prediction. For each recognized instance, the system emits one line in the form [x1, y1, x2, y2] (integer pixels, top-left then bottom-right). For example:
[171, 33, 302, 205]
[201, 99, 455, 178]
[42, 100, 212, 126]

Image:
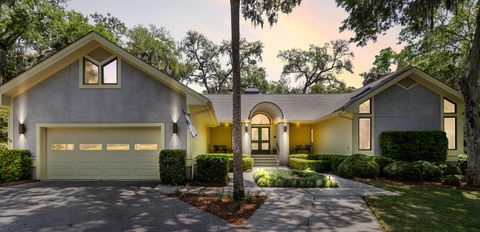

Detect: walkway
[156, 167, 397, 232]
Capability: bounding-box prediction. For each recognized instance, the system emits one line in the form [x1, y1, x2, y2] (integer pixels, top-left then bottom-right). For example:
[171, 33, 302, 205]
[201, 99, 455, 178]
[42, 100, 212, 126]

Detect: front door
[251, 127, 270, 154]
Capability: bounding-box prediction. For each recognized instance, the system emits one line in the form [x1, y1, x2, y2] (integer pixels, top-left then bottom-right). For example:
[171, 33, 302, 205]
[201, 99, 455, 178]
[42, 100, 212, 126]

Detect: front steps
[251, 154, 278, 167]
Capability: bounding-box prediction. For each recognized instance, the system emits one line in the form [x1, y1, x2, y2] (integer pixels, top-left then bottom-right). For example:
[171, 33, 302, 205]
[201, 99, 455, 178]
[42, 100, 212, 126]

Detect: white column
[276, 122, 289, 165]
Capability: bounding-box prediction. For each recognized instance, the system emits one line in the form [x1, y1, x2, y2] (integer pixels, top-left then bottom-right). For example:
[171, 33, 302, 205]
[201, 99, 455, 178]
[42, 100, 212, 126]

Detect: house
[0, 32, 464, 180]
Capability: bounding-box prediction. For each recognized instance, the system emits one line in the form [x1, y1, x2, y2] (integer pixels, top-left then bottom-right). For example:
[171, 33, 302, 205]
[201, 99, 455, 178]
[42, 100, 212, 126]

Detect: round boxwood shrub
[159, 149, 186, 185]
[338, 154, 380, 178]
[195, 154, 229, 185]
[413, 160, 442, 181]
[372, 156, 395, 175]
[383, 161, 422, 181]
[436, 162, 461, 176]
[443, 175, 461, 186]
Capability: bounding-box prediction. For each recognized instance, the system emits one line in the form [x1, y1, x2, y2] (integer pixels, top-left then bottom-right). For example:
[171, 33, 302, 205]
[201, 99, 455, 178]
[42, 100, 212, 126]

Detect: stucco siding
[374, 84, 441, 153]
[313, 116, 352, 155]
[13, 59, 187, 156]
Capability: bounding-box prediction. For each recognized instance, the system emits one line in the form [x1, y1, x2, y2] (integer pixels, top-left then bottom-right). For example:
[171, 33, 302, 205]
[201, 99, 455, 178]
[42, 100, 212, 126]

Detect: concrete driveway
[0, 181, 233, 232]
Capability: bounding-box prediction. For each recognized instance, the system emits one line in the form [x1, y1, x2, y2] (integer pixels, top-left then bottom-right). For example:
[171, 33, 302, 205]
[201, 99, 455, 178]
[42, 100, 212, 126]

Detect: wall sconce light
[245, 125, 248, 133]
[19, 123, 26, 134]
[173, 122, 178, 134]
[284, 125, 287, 132]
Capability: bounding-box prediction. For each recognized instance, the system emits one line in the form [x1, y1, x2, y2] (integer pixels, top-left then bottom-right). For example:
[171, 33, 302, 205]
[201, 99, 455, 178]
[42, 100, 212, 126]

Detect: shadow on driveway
[0, 181, 233, 232]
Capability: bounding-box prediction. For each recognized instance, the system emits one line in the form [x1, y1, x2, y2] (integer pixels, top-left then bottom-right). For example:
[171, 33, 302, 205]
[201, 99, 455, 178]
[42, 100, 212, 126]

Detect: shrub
[380, 131, 448, 162]
[383, 161, 422, 181]
[413, 161, 442, 181]
[206, 154, 253, 172]
[306, 154, 349, 172]
[159, 149, 186, 185]
[0, 149, 32, 183]
[289, 154, 308, 159]
[436, 162, 461, 176]
[338, 154, 380, 178]
[372, 156, 395, 174]
[457, 153, 468, 175]
[253, 169, 337, 188]
[442, 175, 461, 186]
[288, 158, 329, 172]
[195, 154, 228, 185]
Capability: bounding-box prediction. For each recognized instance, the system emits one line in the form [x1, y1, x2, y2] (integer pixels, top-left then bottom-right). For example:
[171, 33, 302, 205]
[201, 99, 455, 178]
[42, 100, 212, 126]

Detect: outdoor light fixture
[245, 125, 248, 133]
[173, 122, 178, 134]
[284, 125, 287, 132]
[19, 123, 26, 134]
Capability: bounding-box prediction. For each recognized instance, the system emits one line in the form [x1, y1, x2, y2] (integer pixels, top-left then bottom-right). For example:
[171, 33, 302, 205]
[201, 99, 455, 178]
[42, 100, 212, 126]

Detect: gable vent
[398, 77, 417, 89]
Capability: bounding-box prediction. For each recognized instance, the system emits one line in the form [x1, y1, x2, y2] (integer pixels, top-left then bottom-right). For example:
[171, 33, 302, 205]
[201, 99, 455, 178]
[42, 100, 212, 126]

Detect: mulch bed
[0, 179, 35, 187]
[170, 193, 267, 225]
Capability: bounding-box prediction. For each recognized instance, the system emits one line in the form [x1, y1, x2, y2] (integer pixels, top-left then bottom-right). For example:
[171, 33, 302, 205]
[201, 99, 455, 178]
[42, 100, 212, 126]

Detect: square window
[443, 98, 456, 114]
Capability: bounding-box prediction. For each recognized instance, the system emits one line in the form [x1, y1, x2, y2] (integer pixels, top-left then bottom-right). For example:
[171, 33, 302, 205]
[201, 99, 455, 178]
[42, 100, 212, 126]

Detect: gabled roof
[207, 66, 463, 122]
[0, 31, 210, 105]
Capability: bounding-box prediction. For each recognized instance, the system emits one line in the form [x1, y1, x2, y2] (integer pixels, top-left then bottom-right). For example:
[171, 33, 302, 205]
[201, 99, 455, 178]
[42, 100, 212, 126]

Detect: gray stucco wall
[374, 84, 441, 153]
[13, 60, 188, 156]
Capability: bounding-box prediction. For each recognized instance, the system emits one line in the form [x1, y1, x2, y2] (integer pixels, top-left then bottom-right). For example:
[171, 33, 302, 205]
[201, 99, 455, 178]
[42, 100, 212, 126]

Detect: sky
[66, 0, 402, 91]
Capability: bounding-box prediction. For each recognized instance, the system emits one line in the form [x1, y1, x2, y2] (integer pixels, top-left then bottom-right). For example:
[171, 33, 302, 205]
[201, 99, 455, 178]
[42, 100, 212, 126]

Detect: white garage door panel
[47, 127, 162, 180]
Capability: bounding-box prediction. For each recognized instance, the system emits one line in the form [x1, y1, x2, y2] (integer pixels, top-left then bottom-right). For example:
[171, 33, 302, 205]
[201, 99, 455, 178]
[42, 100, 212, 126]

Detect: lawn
[253, 169, 337, 188]
[365, 181, 480, 232]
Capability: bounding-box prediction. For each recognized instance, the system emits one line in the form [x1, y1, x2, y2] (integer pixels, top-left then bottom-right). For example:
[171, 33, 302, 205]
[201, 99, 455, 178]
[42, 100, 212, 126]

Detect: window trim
[79, 56, 122, 89]
[358, 117, 372, 151]
[443, 116, 457, 150]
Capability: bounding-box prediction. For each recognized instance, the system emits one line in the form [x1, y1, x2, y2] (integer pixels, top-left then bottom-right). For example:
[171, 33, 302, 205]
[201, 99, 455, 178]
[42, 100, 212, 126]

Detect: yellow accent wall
[312, 115, 353, 155]
[190, 110, 209, 156]
[208, 125, 232, 152]
[289, 124, 312, 152]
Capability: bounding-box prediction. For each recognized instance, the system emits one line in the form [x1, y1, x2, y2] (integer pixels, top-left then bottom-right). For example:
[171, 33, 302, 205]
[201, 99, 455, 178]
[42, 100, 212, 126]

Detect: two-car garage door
[46, 127, 162, 180]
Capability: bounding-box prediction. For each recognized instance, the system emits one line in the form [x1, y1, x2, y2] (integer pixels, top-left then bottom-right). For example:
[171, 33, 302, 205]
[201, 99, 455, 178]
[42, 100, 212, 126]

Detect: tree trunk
[462, 5, 480, 186]
[230, 0, 245, 200]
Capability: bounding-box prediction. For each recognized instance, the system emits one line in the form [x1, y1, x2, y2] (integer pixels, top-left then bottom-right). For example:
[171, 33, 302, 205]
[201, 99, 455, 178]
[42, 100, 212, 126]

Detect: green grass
[253, 169, 337, 188]
[366, 181, 480, 232]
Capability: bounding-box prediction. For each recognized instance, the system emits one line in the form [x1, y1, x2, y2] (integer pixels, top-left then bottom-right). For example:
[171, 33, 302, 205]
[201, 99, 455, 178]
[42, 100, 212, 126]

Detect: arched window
[251, 114, 271, 125]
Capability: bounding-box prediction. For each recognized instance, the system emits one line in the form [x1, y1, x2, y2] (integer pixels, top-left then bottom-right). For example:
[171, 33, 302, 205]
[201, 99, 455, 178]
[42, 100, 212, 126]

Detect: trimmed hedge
[383, 161, 422, 181]
[159, 149, 186, 185]
[338, 154, 380, 178]
[195, 154, 228, 185]
[380, 131, 448, 162]
[254, 169, 337, 188]
[306, 154, 349, 172]
[206, 154, 253, 172]
[289, 158, 329, 172]
[289, 154, 308, 159]
[0, 149, 32, 183]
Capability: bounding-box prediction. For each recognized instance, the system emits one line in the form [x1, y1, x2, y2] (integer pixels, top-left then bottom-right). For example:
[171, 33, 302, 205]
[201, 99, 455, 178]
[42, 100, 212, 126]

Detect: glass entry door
[251, 127, 270, 154]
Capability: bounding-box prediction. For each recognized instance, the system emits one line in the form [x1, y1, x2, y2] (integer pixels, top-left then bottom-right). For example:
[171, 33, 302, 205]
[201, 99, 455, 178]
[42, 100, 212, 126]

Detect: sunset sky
[67, 0, 402, 91]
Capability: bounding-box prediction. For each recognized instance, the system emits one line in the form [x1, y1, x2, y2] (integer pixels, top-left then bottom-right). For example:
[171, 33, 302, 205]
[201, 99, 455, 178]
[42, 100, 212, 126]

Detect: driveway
[0, 181, 233, 232]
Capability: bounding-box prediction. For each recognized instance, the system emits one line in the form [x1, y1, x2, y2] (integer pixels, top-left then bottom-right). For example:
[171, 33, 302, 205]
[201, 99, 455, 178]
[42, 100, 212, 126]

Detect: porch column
[276, 122, 289, 165]
[242, 123, 251, 154]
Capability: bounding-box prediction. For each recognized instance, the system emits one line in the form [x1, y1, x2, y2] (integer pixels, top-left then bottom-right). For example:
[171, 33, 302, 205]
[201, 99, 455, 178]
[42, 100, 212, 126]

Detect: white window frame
[79, 55, 122, 88]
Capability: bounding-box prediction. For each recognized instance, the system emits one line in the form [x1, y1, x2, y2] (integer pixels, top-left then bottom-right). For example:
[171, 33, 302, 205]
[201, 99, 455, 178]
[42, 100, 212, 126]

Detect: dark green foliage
[436, 162, 461, 176]
[288, 158, 329, 172]
[306, 154, 349, 172]
[206, 154, 253, 172]
[254, 169, 337, 188]
[380, 131, 448, 162]
[289, 154, 308, 159]
[413, 161, 442, 181]
[442, 175, 462, 186]
[195, 154, 228, 185]
[159, 149, 186, 185]
[373, 156, 396, 175]
[0, 149, 32, 182]
[383, 161, 422, 181]
[338, 154, 380, 178]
